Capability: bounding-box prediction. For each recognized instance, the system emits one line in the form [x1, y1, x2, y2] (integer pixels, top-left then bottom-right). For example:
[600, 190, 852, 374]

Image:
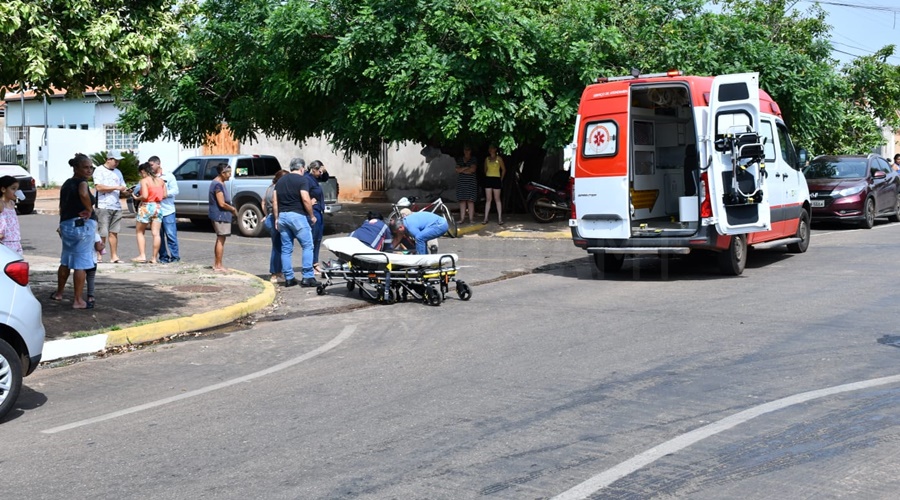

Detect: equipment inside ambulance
[570, 71, 811, 276]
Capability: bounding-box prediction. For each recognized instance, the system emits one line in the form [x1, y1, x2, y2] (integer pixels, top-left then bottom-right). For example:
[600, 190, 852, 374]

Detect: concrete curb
[41, 270, 277, 362]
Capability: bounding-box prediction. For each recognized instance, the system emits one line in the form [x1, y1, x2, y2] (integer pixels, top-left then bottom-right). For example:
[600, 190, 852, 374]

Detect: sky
[796, 0, 900, 66]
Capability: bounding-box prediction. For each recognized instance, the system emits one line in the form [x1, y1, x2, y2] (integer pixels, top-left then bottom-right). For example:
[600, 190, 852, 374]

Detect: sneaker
[284, 278, 299, 287]
[300, 278, 321, 288]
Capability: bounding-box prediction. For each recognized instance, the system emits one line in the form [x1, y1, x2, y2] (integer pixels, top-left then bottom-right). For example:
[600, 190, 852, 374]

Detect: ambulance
[569, 70, 810, 275]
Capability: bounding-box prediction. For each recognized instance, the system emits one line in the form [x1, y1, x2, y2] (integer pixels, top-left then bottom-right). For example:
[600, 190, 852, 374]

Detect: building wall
[5, 98, 96, 129]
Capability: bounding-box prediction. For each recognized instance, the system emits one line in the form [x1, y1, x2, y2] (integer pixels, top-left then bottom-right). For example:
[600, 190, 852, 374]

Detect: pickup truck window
[174, 158, 202, 180]
[254, 157, 281, 176]
[203, 158, 228, 180]
[236, 158, 253, 177]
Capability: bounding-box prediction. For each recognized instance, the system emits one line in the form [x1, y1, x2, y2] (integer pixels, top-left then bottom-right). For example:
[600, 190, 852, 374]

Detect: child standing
[0, 175, 23, 254]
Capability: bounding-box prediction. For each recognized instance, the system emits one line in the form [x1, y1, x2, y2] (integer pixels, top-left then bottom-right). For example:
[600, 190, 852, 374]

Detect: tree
[0, 0, 196, 97]
[121, 0, 625, 158]
[120, 0, 900, 168]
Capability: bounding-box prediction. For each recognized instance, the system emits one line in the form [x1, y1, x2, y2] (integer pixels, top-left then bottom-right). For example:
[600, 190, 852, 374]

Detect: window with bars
[104, 124, 140, 155]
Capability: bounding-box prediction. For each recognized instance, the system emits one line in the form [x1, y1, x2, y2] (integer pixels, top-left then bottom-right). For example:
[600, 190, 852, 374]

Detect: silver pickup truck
[171, 155, 341, 237]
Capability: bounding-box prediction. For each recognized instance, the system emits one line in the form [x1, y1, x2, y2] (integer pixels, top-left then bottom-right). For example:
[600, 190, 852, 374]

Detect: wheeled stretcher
[318, 237, 472, 305]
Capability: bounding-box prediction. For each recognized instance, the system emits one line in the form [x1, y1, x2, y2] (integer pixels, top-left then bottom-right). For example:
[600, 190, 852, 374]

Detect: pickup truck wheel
[718, 235, 747, 276]
[15, 203, 34, 215]
[237, 203, 265, 237]
[0, 339, 23, 421]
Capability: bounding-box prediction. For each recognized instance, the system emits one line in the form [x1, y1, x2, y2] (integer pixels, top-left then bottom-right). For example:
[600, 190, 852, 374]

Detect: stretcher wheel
[400, 288, 409, 302]
[316, 284, 326, 295]
[424, 285, 442, 306]
[346, 280, 355, 292]
[456, 282, 472, 301]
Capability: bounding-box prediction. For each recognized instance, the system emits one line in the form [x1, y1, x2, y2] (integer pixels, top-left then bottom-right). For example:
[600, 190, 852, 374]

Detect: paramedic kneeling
[350, 219, 394, 252]
[392, 211, 448, 255]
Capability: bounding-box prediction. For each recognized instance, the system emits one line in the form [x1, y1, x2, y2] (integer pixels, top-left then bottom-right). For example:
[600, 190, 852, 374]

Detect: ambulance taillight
[568, 177, 576, 219]
[700, 172, 712, 218]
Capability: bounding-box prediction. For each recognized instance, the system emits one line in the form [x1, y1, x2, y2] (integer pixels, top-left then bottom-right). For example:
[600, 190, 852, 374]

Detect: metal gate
[362, 141, 388, 191]
[0, 124, 28, 168]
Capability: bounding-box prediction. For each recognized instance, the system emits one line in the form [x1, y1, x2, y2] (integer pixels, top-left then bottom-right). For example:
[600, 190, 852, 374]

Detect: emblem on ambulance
[584, 122, 617, 156]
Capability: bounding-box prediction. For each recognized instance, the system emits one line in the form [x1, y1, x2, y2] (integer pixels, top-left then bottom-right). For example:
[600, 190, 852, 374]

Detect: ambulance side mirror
[797, 148, 808, 169]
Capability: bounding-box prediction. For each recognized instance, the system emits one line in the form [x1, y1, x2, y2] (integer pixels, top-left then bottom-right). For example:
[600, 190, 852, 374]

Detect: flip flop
[110, 259, 124, 264]
[131, 258, 147, 263]
[86, 296, 95, 309]
[49, 292, 62, 301]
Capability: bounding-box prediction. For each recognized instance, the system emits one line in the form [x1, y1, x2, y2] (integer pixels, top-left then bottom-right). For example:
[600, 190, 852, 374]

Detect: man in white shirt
[92, 149, 130, 263]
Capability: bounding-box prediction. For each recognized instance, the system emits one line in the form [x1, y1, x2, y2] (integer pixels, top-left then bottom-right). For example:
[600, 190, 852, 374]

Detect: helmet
[396, 197, 411, 208]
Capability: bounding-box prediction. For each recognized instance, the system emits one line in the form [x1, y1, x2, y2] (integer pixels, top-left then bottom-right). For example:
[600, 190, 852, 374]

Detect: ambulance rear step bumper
[587, 247, 691, 255]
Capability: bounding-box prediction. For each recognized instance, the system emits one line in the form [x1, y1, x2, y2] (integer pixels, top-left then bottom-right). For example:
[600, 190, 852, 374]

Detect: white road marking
[552, 373, 900, 500]
[42, 325, 357, 434]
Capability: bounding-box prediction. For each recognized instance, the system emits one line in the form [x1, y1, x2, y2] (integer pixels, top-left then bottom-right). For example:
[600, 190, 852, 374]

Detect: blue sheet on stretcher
[323, 237, 459, 268]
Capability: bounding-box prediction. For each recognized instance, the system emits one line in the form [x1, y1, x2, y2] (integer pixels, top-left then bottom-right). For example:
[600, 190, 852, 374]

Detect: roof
[2, 87, 112, 102]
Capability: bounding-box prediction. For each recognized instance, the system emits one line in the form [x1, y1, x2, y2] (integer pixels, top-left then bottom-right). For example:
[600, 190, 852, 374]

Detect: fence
[0, 123, 29, 168]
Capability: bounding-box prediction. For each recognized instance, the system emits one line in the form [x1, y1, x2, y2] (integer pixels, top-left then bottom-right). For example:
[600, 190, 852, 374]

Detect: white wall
[28, 127, 105, 185]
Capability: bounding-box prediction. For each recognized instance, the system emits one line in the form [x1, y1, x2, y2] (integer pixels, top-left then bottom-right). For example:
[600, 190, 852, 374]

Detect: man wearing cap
[92, 149, 131, 263]
[272, 157, 319, 287]
[391, 209, 448, 255]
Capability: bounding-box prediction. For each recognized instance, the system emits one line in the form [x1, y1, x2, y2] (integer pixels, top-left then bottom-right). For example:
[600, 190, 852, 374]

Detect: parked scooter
[524, 171, 571, 223]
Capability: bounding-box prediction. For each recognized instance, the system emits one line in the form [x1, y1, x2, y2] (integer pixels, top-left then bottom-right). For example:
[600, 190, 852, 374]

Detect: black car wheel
[860, 198, 876, 229]
[15, 203, 34, 215]
[0, 339, 23, 421]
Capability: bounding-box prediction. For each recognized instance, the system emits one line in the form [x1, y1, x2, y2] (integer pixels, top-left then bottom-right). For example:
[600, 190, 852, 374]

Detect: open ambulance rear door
[705, 73, 771, 235]
[571, 91, 631, 240]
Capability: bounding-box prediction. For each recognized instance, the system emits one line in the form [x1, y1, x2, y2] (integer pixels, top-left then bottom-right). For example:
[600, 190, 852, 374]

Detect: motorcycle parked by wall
[524, 171, 571, 223]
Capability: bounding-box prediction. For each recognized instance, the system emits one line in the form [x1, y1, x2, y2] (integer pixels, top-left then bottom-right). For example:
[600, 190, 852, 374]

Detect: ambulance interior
[629, 84, 700, 237]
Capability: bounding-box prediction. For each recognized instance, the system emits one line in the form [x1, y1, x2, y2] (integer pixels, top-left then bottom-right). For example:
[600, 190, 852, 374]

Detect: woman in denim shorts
[53, 153, 97, 309]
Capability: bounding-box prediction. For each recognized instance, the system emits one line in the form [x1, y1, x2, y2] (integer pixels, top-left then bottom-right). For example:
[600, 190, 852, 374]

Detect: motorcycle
[524, 172, 571, 223]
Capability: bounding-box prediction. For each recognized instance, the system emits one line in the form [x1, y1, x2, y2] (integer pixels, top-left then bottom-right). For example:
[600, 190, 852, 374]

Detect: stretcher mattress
[324, 237, 458, 268]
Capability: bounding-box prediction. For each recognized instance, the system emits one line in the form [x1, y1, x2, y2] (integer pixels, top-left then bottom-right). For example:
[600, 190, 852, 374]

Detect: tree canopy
[0, 0, 195, 97]
[112, 0, 900, 158]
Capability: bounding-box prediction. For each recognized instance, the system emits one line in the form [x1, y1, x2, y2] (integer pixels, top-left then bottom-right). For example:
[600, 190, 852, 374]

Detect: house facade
[1, 89, 460, 203]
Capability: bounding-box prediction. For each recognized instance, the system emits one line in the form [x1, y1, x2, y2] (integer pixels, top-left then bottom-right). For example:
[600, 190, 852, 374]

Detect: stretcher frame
[317, 244, 472, 306]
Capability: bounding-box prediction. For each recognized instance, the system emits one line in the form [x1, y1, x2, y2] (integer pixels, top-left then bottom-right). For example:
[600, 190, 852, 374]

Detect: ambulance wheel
[456, 282, 472, 301]
[400, 288, 409, 302]
[316, 285, 325, 295]
[346, 281, 355, 292]
[592, 253, 624, 274]
[718, 234, 747, 276]
[787, 210, 810, 253]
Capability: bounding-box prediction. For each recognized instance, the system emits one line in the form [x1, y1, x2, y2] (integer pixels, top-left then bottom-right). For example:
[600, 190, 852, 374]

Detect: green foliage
[118, 0, 900, 160]
[90, 151, 140, 185]
[0, 0, 197, 98]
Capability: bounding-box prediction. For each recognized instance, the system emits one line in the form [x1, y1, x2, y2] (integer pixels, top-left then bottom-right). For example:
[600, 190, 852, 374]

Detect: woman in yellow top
[482, 144, 506, 225]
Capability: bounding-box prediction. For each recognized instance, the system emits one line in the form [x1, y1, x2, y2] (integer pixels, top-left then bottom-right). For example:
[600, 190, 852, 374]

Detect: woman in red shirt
[133, 162, 167, 263]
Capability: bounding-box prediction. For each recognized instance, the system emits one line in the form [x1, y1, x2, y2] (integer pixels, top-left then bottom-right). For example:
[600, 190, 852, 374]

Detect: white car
[0, 245, 45, 422]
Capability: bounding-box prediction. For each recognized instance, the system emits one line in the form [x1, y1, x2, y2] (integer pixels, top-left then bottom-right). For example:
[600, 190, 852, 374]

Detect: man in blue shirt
[392, 210, 448, 255]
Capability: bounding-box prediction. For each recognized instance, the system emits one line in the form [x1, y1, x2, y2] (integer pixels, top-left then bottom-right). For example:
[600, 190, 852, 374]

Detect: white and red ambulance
[569, 70, 810, 275]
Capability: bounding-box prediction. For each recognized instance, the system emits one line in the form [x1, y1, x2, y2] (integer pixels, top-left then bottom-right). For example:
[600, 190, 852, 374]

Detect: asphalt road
[3, 214, 900, 498]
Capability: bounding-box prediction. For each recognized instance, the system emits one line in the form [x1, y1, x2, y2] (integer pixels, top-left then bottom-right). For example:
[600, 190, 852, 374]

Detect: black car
[0, 162, 37, 215]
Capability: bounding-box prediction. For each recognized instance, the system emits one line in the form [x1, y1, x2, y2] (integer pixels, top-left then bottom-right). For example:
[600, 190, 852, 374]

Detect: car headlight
[834, 185, 865, 198]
